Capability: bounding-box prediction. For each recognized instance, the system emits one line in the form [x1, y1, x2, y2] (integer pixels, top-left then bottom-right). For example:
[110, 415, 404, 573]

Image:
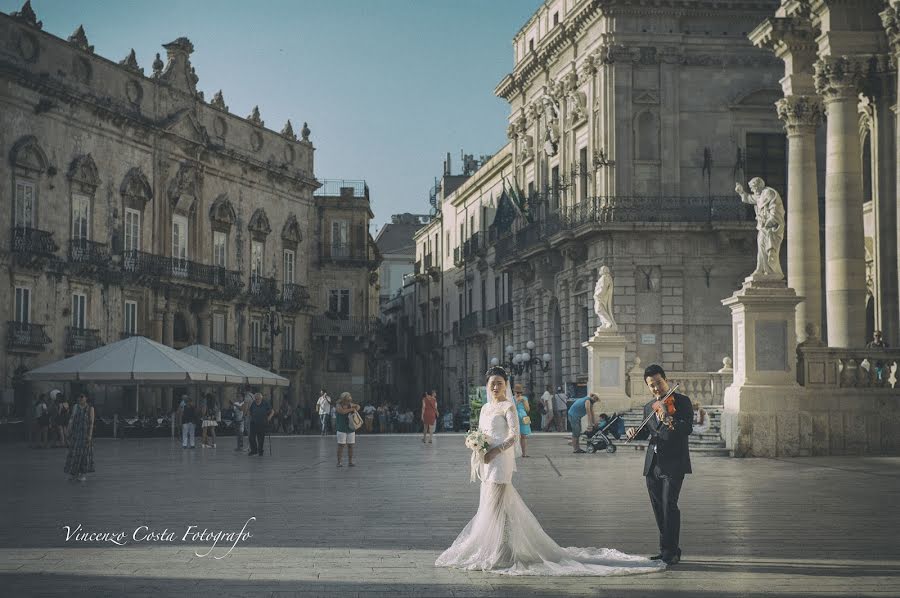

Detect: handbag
[522, 415, 531, 425]
[349, 410, 364, 431]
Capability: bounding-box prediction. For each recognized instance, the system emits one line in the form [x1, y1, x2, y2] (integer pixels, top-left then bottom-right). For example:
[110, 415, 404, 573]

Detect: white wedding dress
[435, 398, 665, 576]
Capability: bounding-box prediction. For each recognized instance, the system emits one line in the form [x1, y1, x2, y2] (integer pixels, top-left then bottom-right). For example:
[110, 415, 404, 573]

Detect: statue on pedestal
[735, 177, 785, 281]
[593, 266, 617, 333]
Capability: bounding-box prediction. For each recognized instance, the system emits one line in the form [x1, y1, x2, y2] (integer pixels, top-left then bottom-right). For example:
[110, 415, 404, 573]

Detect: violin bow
[624, 384, 680, 444]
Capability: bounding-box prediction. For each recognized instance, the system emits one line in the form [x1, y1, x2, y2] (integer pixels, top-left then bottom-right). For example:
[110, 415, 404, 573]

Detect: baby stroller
[583, 413, 621, 454]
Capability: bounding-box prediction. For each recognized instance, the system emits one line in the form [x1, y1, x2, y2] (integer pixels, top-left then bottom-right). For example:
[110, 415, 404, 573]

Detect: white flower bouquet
[465, 429, 491, 482]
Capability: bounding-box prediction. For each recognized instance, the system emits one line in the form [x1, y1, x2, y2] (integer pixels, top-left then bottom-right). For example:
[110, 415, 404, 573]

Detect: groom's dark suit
[634, 392, 692, 561]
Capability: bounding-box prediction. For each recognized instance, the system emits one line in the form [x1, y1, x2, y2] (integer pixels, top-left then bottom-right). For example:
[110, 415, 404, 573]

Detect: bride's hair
[485, 365, 509, 381]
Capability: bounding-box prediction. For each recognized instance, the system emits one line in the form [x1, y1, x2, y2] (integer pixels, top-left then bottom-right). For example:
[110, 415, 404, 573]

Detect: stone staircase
[612, 405, 729, 456]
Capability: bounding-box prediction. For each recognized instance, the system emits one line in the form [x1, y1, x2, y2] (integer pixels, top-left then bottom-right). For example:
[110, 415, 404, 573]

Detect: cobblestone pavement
[1, 433, 898, 597]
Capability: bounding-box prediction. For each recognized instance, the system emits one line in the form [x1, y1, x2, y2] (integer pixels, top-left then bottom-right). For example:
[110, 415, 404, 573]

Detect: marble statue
[734, 177, 785, 280]
[593, 266, 617, 332]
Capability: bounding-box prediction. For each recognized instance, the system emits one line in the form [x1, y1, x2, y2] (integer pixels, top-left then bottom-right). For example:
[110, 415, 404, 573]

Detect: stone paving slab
[1, 434, 899, 597]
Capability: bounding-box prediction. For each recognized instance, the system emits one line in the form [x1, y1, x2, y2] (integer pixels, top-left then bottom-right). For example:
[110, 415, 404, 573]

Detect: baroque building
[411, 0, 788, 410]
[0, 3, 380, 417]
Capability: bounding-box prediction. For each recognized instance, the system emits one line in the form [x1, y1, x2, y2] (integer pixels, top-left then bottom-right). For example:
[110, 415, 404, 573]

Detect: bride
[435, 366, 665, 576]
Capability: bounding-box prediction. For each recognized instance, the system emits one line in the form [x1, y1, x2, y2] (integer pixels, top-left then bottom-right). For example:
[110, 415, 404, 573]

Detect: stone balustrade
[626, 356, 733, 405]
[798, 346, 900, 390]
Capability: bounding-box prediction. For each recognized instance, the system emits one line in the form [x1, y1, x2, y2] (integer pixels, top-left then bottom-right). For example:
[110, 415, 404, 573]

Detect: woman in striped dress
[64, 393, 95, 482]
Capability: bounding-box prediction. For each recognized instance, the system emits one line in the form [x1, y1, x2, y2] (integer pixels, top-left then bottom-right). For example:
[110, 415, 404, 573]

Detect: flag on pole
[503, 177, 532, 223]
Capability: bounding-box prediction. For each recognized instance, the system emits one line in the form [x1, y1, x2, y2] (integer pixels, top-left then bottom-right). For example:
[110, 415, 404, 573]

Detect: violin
[624, 384, 680, 443]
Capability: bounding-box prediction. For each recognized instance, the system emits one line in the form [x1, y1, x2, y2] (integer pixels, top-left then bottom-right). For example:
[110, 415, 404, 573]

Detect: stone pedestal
[582, 331, 633, 413]
[720, 280, 804, 456]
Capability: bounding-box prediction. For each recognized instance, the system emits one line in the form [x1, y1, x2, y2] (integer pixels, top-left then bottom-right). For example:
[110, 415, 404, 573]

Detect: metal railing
[459, 312, 481, 338]
[314, 179, 369, 199]
[248, 275, 279, 306]
[11, 226, 58, 257]
[322, 243, 369, 262]
[65, 326, 102, 354]
[280, 350, 304, 370]
[69, 238, 110, 266]
[311, 316, 378, 337]
[248, 347, 272, 369]
[281, 283, 310, 311]
[6, 321, 51, 351]
[122, 250, 242, 292]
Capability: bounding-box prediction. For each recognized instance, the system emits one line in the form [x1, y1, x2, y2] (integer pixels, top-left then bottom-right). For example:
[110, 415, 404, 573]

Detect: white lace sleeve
[497, 404, 519, 451]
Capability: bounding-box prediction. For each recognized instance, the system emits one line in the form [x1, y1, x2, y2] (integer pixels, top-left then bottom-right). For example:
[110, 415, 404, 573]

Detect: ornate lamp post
[262, 308, 282, 401]
[492, 340, 550, 397]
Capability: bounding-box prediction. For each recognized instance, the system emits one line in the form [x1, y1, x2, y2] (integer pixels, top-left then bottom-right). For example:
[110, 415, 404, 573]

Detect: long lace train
[435, 481, 665, 576]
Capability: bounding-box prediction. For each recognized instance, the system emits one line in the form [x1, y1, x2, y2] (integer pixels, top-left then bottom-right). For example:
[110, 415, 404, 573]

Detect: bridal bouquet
[465, 430, 490, 482]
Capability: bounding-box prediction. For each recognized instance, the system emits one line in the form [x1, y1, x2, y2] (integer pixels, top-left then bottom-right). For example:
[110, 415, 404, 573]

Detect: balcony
[486, 303, 513, 328]
[65, 326, 102, 354]
[463, 232, 485, 261]
[11, 226, 58, 260]
[453, 247, 463, 267]
[280, 349, 304, 370]
[321, 243, 372, 266]
[6, 321, 51, 353]
[314, 179, 369, 200]
[211, 342, 238, 357]
[311, 316, 378, 338]
[424, 253, 433, 270]
[459, 312, 481, 338]
[281, 283, 310, 312]
[122, 250, 243, 296]
[69, 238, 111, 267]
[248, 275, 279, 307]
[248, 347, 272, 369]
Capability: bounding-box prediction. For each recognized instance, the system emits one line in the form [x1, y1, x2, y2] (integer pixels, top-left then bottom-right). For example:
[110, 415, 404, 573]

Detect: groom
[625, 364, 692, 565]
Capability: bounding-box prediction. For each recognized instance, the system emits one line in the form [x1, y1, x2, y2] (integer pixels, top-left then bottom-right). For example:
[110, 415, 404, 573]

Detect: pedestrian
[691, 400, 710, 434]
[377, 403, 388, 433]
[53, 391, 70, 448]
[514, 384, 532, 457]
[553, 386, 569, 432]
[335, 392, 361, 467]
[316, 389, 332, 435]
[232, 394, 247, 451]
[866, 330, 890, 382]
[200, 397, 217, 448]
[279, 399, 293, 434]
[35, 393, 50, 448]
[540, 385, 554, 432]
[421, 391, 438, 444]
[625, 364, 693, 565]
[248, 392, 273, 457]
[363, 403, 376, 433]
[64, 392, 94, 482]
[180, 396, 196, 449]
[568, 394, 599, 453]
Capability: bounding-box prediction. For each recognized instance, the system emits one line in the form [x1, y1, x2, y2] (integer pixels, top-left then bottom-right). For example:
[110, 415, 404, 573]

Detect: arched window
[9, 136, 49, 230]
[67, 155, 100, 251]
[120, 167, 152, 255]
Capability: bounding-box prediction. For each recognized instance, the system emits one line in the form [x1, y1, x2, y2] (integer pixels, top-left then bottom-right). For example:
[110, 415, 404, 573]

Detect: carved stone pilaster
[776, 95, 824, 133]
[814, 56, 868, 102]
[881, 3, 900, 55]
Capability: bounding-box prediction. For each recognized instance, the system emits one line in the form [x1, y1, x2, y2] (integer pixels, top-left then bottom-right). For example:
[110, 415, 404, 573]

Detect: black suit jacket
[635, 392, 693, 477]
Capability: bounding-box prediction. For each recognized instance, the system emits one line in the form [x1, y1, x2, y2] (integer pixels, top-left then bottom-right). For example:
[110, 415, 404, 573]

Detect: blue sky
[2, 0, 543, 231]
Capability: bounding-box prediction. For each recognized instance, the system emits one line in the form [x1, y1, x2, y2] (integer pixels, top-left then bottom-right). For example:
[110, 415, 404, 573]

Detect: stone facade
[409, 0, 785, 411]
[0, 4, 379, 417]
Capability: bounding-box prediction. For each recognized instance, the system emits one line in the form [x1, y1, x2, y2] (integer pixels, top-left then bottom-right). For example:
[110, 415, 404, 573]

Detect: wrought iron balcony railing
[211, 342, 238, 357]
[281, 283, 310, 311]
[459, 312, 481, 338]
[280, 350, 304, 370]
[248, 347, 272, 369]
[248, 275, 279, 306]
[11, 226, 58, 257]
[65, 326, 102, 354]
[122, 250, 242, 293]
[311, 316, 378, 337]
[6, 321, 51, 352]
[69, 238, 110, 266]
[321, 243, 371, 264]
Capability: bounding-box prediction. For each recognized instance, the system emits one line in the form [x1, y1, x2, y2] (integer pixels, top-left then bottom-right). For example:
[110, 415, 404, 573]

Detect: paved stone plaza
[1, 433, 898, 597]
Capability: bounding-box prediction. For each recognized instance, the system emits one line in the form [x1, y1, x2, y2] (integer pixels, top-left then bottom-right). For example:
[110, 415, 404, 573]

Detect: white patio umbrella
[179, 344, 289, 387]
[23, 336, 244, 384]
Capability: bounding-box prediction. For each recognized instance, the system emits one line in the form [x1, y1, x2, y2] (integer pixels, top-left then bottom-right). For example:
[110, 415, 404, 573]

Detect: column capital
[776, 95, 825, 132]
[881, 3, 900, 55]
[814, 55, 868, 101]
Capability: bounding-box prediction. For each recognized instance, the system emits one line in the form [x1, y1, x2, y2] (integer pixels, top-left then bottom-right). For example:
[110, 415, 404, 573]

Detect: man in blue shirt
[567, 394, 599, 453]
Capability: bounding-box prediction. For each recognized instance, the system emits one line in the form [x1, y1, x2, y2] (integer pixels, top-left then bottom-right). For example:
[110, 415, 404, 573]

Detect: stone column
[776, 96, 824, 341]
[881, 2, 900, 343]
[815, 56, 868, 348]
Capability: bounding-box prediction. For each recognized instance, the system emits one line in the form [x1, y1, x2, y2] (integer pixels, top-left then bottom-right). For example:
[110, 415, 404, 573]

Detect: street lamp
[495, 341, 551, 398]
[262, 308, 282, 402]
